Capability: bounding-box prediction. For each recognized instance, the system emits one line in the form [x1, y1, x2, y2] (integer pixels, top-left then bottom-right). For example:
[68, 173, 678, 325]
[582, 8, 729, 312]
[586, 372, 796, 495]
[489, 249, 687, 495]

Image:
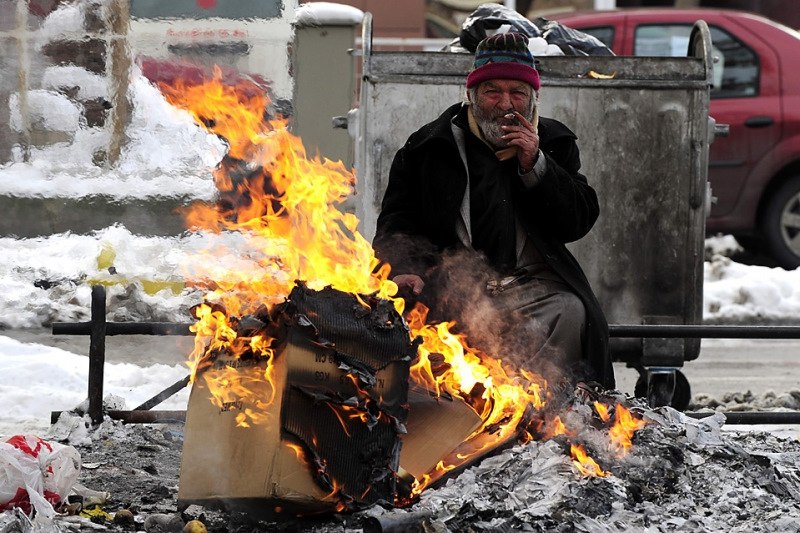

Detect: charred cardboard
[178, 285, 414, 514]
[399, 384, 483, 481]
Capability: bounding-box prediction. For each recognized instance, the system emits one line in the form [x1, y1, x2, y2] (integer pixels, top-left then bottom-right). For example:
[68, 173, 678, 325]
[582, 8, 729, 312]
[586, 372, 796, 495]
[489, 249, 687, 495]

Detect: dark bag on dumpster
[457, 3, 542, 52]
[534, 17, 614, 56]
[450, 3, 614, 57]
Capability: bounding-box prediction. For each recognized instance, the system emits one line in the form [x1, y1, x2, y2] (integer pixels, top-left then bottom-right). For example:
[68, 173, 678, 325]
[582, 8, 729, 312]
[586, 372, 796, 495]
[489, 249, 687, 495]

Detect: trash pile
[2, 395, 800, 532]
[368, 408, 800, 532]
[443, 3, 614, 57]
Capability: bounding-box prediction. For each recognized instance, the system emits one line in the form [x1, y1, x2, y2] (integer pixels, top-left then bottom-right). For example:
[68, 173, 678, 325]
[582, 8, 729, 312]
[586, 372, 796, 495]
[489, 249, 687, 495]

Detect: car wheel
[762, 175, 800, 270]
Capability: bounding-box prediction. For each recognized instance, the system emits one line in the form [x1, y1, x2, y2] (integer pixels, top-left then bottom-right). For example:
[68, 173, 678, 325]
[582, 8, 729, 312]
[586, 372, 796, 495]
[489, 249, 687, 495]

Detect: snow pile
[0, 336, 190, 438]
[0, 229, 798, 331]
[2, 71, 223, 200]
[0, 224, 301, 328]
[693, 389, 800, 412]
[704, 255, 800, 323]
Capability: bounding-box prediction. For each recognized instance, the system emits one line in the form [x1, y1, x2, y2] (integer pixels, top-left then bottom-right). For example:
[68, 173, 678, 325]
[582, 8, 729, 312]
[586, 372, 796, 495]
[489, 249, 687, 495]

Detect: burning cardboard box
[178, 283, 417, 514]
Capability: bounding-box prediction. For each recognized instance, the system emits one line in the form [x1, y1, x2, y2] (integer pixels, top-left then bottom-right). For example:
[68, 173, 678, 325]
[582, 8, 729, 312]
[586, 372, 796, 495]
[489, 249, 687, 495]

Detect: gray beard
[473, 111, 508, 147]
[471, 100, 535, 149]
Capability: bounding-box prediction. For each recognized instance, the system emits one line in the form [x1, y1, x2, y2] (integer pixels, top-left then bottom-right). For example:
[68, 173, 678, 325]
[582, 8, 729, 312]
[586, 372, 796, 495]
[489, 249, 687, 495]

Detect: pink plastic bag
[0, 435, 81, 516]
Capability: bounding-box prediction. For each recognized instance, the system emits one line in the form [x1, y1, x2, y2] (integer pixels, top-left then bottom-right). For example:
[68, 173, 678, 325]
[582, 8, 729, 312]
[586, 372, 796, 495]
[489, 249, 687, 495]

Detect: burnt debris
[178, 283, 418, 513]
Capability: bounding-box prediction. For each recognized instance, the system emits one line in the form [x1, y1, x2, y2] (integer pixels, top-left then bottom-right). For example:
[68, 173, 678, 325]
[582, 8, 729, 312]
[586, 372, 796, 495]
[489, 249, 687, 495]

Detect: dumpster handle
[688, 20, 713, 86]
[361, 11, 373, 79]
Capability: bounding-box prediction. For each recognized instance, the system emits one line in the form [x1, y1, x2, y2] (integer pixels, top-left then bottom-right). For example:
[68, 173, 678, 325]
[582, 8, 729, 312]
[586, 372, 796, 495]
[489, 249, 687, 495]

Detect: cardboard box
[399, 384, 483, 481]
[178, 286, 413, 514]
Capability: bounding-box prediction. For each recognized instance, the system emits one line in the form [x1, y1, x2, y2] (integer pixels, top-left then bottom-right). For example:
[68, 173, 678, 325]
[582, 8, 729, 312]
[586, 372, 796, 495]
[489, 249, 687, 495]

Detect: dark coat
[374, 102, 613, 389]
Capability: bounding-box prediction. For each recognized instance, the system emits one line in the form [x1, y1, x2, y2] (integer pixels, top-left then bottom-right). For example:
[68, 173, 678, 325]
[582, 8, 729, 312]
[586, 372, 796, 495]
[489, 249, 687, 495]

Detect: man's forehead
[480, 79, 533, 92]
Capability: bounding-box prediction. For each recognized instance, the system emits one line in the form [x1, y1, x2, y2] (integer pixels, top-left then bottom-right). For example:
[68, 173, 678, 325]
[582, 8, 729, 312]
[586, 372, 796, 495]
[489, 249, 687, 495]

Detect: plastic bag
[451, 3, 613, 57]
[458, 3, 542, 52]
[0, 435, 81, 517]
[534, 18, 614, 57]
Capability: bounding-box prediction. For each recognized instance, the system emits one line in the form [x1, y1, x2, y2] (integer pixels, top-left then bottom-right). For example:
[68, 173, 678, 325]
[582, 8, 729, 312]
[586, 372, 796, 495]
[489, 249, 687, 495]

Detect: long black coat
[374, 103, 614, 389]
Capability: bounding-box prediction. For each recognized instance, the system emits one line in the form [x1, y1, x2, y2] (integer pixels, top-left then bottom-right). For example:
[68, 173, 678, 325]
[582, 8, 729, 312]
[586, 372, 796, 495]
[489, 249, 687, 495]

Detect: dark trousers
[427, 265, 587, 386]
[490, 277, 586, 384]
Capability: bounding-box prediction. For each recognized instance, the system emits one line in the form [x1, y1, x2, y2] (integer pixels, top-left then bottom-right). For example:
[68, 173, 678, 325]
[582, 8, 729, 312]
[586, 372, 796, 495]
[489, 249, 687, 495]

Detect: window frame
[632, 22, 760, 99]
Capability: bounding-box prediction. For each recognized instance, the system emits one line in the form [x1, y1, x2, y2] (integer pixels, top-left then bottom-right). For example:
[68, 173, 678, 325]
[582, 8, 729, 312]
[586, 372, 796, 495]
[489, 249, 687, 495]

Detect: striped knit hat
[466, 32, 540, 90]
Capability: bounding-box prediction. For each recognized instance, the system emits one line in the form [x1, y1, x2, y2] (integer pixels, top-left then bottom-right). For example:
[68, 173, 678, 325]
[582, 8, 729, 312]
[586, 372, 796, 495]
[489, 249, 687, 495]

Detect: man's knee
[552, 291, 586, 336]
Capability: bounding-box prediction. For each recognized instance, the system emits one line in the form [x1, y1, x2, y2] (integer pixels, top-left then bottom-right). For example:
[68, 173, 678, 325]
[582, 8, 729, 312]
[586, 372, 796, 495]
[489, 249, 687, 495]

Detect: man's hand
[393, 274, 425, 296]
[502, 111, 539, 172]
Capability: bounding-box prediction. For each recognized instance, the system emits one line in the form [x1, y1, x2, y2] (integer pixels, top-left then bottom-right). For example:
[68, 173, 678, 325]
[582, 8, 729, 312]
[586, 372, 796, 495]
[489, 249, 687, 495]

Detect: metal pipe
[54, 322, 800, 339]
[53, 409, 800, 426]
[88, 285, 107, 425]
[609, 324, 800, 339]
[106, 410, 186, 424]
[53, 321, 194, 336]
[685, 411, 800, 425]
[362, 511, 435, 533]
[134, 376, 191, 411]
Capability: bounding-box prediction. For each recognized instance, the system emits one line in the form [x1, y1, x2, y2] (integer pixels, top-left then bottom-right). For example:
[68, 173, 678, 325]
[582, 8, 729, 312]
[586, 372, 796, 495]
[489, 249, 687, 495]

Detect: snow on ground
[0, 335, 189, 440]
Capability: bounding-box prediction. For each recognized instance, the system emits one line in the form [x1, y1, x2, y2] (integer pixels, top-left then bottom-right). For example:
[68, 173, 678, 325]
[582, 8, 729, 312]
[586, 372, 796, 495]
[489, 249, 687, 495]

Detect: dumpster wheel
[634, 368, 691, 411]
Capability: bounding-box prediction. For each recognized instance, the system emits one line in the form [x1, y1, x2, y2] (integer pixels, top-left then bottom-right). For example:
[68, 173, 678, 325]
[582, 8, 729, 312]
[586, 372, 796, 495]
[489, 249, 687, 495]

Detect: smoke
[376, 235, 585, 388]
[423, 249, 573, 387]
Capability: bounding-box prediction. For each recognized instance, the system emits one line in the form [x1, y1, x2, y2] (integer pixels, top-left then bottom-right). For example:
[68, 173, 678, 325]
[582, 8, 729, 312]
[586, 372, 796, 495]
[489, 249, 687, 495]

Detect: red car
[551, 8, 800, 269]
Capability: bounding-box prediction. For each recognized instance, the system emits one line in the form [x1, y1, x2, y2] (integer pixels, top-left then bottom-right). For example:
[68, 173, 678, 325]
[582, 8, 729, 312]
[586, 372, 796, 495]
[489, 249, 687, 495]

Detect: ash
[386, 408, 800, 533]
[5, 403, 800, 532]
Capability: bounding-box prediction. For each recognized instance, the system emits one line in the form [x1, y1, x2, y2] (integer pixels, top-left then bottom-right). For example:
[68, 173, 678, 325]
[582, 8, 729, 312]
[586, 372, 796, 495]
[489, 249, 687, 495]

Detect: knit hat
[466, 32, 540, 90]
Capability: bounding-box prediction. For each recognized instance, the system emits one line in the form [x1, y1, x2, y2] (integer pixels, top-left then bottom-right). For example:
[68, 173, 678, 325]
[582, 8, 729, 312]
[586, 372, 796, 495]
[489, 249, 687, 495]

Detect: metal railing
[51, 285, 800, 425]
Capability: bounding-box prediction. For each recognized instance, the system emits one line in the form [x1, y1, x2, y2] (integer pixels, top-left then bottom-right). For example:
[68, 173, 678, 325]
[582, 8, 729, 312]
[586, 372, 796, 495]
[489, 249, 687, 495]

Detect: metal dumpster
[350, 15, 714, 402]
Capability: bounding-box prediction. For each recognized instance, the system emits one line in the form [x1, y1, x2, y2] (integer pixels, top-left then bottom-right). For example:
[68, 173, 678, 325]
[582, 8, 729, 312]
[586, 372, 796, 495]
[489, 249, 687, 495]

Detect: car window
[574, 26, 614, 51]
[130, 0, 283, 20]
[633, 23, 758, 98]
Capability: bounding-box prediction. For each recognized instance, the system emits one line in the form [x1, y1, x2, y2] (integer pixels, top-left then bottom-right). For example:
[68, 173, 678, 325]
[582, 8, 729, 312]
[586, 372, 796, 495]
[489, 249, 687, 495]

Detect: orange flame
[159, 67, 397, 403]
[286, 442, 306, 461]
[546, 416, 568, 438]
[594, 401, 611, 423]
[608, 405, 647, 454]
[570, 444, 609, 478]
[405, 303, 551, 493]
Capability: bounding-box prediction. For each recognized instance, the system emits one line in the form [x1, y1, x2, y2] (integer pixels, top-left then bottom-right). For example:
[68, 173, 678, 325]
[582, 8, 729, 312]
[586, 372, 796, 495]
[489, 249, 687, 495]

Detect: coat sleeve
[372, 142, 438, 277]
[517, 133, 599, 244]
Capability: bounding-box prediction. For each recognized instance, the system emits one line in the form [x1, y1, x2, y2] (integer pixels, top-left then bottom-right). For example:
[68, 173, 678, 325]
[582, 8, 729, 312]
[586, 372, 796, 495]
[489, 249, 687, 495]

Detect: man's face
[470, 79, 535, 148]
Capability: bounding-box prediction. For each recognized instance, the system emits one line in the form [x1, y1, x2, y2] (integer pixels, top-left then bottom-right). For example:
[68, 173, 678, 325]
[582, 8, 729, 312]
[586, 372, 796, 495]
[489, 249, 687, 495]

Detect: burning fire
[158, 67, 396, 325]
[594, 401, 611, 423]
[609, 404, 648, 454]
[157, 67, 647, 503]
[571, 444, 609, 477]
